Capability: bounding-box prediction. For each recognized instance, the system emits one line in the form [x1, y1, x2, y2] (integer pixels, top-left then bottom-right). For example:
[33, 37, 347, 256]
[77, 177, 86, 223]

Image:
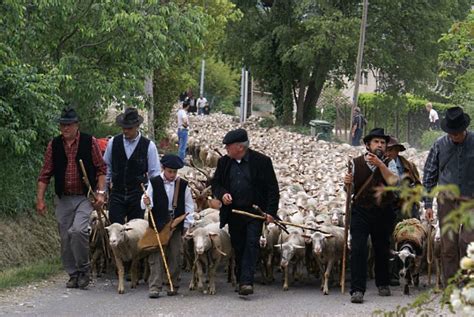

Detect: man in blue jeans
[177, 102, 190, 161]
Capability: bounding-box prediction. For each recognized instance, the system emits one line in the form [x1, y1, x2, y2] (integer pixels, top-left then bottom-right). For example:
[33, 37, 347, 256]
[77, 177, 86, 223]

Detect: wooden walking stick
[141, 183, 174, 292]
[79, 159, 111, 260]
[426, 222, 433, 285]
[341, 159, 353, 294]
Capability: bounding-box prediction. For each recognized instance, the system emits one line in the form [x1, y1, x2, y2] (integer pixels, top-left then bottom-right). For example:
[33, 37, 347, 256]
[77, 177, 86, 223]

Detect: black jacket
[212, 148, 279, 227]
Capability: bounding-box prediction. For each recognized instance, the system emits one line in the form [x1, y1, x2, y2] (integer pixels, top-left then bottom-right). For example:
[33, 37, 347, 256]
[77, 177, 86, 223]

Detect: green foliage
[0, 257, 61, 289]
[198, 57, 240, 115]
[420, 130, 445, 151]
[0, 0, 240, 216]
[438, 11, 474, 106]
[224, 0, 470, 125]
[379, 183, 473, 316]
[258, 116, 277, 128]
[358, 93, 453, 147]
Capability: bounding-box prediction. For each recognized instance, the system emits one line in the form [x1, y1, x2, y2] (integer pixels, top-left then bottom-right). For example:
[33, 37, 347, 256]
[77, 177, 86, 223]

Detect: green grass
[0, 257, 62, 289]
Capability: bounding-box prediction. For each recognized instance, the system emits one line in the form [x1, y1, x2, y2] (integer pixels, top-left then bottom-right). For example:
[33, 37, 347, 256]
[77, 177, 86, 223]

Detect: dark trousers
[228, 219, 262, 285]
[350, 204, 395, 294]
[352, 128, 363, 146]
[438, 197, 474, 284]
[109, 190, 144, 224]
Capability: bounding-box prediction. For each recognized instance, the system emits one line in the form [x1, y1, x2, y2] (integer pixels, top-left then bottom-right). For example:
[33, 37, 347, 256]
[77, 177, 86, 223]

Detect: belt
[63, 192, 83, 196]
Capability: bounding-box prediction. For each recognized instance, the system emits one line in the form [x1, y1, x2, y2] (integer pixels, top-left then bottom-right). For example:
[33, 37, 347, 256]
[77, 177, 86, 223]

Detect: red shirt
[38, 132, 107, 194]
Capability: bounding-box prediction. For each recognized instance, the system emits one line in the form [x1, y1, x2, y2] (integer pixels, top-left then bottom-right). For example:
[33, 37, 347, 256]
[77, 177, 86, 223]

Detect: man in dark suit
[212, 128, 279, 296]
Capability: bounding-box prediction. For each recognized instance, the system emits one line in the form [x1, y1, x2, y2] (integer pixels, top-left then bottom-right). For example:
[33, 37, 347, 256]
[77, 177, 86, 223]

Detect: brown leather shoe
[238, 284, 254, 295]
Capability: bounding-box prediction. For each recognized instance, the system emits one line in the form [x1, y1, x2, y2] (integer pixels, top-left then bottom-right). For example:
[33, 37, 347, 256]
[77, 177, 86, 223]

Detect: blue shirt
[103, 131, 161, 187]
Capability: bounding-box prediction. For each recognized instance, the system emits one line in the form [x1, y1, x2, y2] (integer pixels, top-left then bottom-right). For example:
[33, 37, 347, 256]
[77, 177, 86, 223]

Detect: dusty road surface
[0, 270, 453, 317]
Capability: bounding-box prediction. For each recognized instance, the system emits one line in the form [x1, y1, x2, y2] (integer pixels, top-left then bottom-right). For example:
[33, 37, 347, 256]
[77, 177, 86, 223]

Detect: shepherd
[36, 107, 107, 289]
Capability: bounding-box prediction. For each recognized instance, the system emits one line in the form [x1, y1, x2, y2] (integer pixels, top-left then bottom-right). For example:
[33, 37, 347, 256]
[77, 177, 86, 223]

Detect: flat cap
[222, 128, 248, 145]
[160, 154, 184, 169]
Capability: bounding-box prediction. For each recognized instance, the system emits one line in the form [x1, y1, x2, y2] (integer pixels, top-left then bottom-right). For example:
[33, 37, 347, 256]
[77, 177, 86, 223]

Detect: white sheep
[106, 219, 148, 294]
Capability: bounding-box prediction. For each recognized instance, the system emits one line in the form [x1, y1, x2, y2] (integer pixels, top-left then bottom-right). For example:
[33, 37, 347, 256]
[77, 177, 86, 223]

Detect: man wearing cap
[103, 107, 160, 224]
[343, 128, 399, 303]
[36, 108, 107, 289]
[212, 128, 279, 296]
[423, 106, 474, 284]
[386, 136, 421, 221]
[141, 154, 194, 298]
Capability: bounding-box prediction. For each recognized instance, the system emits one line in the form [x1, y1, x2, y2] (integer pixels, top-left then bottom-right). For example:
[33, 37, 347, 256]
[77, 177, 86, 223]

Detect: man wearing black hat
[343, 128, 399, 303]
[37, 108, 107, 289]
[423, 106, 474, 285]
[141, 154, 194, 298]
[386, 136, 421, 221]
[103, 108, 160, 224]
[212, 128, 279, 296]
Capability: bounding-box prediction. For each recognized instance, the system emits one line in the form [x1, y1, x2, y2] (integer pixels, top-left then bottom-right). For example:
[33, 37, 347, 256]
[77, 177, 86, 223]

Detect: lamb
[188, 223, 235, 294]
[105, 219, 148, 294]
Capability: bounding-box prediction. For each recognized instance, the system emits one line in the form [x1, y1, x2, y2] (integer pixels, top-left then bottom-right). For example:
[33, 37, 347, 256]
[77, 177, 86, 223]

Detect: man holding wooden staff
[343, 128, 399, 304]
[212, 128, 279, 296]
[36, 108, 107, 289]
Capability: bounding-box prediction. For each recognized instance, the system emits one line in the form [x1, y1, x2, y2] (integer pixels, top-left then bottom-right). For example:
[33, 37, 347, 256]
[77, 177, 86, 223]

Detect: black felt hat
[160, 154, 184, 169]
[58, 108, 79, 124]
[363, 128, 390, 144]
[440, 106, 471, 134]
[116, 108, 144, 128]
[222, 128, 248, 145]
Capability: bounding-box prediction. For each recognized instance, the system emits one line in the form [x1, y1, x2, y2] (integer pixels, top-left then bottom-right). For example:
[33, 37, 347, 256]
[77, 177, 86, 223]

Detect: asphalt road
[0, 269, 453, 317]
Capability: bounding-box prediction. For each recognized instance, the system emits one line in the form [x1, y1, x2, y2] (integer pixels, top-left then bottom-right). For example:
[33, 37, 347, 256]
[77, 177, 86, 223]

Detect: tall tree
[224, 0, 470, 125]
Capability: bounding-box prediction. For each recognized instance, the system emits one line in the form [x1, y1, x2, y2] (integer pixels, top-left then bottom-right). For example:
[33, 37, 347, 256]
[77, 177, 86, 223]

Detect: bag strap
[172, 177, 181, 210]
[352, 173, 374, 203]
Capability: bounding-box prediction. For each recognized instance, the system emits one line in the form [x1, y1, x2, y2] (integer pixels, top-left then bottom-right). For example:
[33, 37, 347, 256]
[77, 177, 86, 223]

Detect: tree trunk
[295, 75, 307, 125]
[299, 65, 327, 125]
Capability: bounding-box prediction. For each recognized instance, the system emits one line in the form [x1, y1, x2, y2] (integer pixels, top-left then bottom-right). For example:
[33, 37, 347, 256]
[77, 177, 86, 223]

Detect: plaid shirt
[38, 132, 106, 194]
[422, 142, 440, 209]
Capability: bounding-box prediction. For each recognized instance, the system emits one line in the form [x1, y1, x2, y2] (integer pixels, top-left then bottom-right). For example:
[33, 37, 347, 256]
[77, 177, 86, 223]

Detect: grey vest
[437, 131, 474, 197]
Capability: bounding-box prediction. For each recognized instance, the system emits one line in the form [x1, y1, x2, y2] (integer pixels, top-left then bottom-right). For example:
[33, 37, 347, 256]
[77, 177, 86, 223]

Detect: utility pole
[348, 0, 368, 144]
[199, 59, 205, 97]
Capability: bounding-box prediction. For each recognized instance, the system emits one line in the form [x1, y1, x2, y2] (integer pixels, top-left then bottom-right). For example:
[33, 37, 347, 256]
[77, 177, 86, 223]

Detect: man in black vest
[141, 154, 194, 298]
[343, 128, 399, 303]
[423, 106, 474, 285]
[103, 108, 160, 224]
[212, 128, 279, 296]
[37, 108, 107, 289]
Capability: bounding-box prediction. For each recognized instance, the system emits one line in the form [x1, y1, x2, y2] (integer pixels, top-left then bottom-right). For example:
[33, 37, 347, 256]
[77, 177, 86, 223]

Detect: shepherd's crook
[141, 184, 174, 292]
[341, 158, 353, 294]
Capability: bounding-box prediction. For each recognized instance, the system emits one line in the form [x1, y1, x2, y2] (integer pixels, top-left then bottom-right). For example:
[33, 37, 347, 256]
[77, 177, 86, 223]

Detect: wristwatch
[96, 190, 106, 195]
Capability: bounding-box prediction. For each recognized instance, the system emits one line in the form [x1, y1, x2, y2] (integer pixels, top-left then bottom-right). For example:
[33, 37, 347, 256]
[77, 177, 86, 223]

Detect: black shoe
[351, 291, 364, 304]
[378, 285, 391, 296]
[66, 276, 78, 288]
[77, 272, 90, 289]
[149, 291, 160, 298]
[238, 284, 254, 295]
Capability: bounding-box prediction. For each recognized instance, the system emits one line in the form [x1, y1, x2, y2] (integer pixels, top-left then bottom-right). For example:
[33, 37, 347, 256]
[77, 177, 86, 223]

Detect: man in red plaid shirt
[36, 108, 106, 290]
